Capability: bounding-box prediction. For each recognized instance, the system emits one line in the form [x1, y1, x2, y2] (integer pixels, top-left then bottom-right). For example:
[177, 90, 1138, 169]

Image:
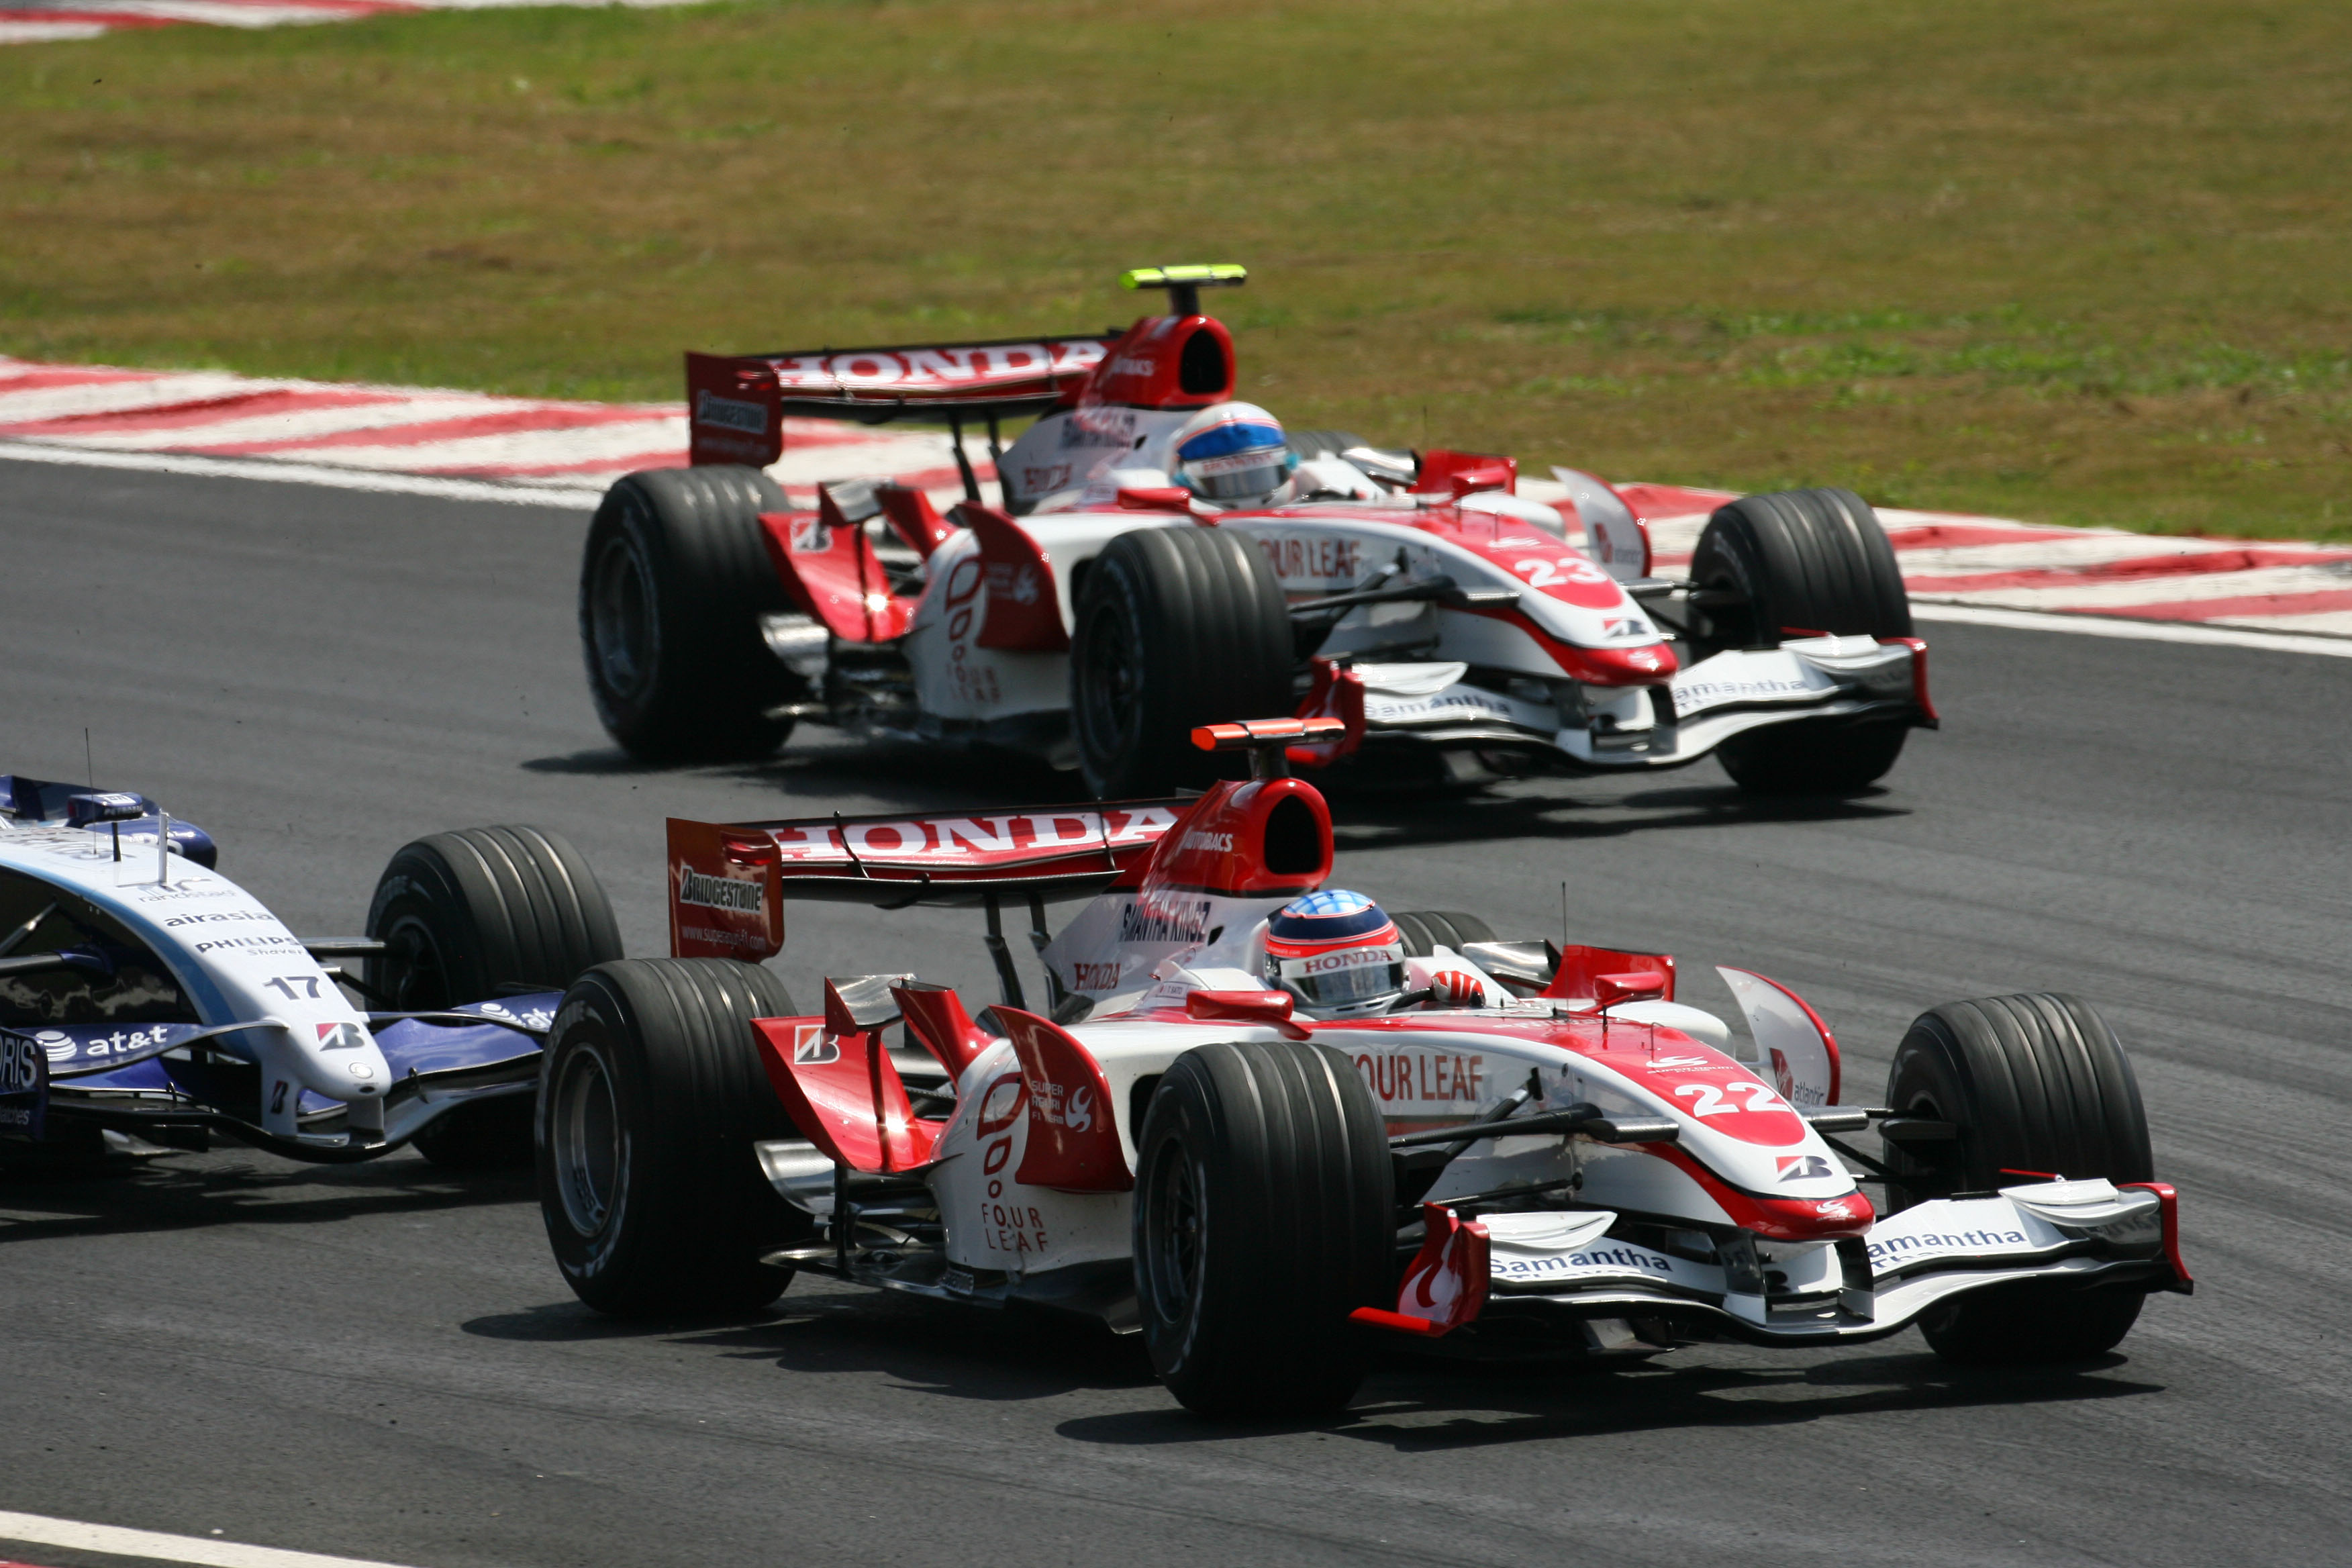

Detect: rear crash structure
[532, 722, 2185, 1417]
[578, 266, 1934, 799]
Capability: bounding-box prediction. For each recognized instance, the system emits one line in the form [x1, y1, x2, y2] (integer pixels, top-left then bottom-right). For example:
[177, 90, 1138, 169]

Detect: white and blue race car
[0, 775, 620, 1171]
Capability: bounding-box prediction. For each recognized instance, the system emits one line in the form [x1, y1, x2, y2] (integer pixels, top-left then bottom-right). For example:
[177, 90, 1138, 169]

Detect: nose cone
[1568, 641, 1679, 685]
[296, 1020, 393, 1101]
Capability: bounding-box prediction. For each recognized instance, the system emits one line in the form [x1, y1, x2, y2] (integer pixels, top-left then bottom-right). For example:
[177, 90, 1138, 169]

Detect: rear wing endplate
[686, 333, 1120, 467]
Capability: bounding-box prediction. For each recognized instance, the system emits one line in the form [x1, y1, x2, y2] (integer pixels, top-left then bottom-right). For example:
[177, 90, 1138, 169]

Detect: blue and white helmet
[1170, 401, 1293, 504]
[1261, 889, 1408, 1018]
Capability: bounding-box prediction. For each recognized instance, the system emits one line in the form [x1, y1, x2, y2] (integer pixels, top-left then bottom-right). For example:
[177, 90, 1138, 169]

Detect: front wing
[1459, 1178, 2186, 1347]
[26, 997, 552, 1161]
[1340, 634, 1932, 771]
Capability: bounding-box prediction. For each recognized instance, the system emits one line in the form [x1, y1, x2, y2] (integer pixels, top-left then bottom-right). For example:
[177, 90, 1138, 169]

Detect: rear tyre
[1069, 526, 1293, 799]
[1882, 993, 2155, 1364]
[538, 958, 811, 1316]
[1132, 1040, 1393, 1418]
[580, 465, 800, 761]
[365, 826, 623, 1169]
[1389, 911, 1496, 959]
[1691, 487, 1912, 796]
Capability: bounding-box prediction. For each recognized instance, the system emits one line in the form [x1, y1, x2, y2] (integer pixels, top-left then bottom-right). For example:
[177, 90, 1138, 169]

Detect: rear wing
[667, 802, 1185, 960]
[686, 333, 1121, 467]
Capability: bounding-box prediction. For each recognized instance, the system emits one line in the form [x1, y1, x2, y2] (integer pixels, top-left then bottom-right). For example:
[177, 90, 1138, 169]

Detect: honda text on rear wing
[683, 265, 1248, 493]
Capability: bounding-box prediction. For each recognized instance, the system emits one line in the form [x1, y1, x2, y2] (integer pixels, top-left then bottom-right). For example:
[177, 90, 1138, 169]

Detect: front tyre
[365, 825, 622, 1010]
[1692, 487, 1913, 796]
[1132, 1040, 1393, 1418]
[580, 466, 799, 761]
[1389, 910, 1496, 958]
[365, 825, 623, 1169]
[537, 958, 810, 1316]
[1069, 525, 1293, 799]
[1883, 993, 2155, 1364]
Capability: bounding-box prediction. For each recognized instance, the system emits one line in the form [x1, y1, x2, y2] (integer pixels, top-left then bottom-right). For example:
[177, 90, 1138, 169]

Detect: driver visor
[1183, 445, 1289, 500]
[1273, 942, 1406, 1008]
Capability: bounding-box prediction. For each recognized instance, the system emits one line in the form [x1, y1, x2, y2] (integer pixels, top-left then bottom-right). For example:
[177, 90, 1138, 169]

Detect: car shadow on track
[523, 739, 1909, 843]
[465, 1287, 1160, 1401]
[522, 738, 1094, 814]
[467, 1287, 2158, 1440]
[0, 1150, 533, 1244]
[1325, 782, 1906, 853]
[1055, 1349, 2161, 1449]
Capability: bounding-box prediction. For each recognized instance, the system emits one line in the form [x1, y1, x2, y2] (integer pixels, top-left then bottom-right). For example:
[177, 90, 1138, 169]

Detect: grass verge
[3, 0, 2348, 536]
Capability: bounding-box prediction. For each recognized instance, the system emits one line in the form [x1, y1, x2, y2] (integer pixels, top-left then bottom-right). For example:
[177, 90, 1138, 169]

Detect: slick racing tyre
[1389, 911, 1496, 958]
[1882, 993, 2155, 1365]
[1069, 525, 1293, 799]
[1690, 487, 1911, 651]
[365, 826, 622, 1169]
[580, 465, 800, 761]
[538, 959, 812, 1317]
[1692, 487, 1912, 796]
[1132, 1040, 1393, 1418]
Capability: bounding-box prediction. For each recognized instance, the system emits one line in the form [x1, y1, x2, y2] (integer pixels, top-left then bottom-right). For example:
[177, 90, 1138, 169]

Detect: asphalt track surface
[2, 454, 2348, 1568]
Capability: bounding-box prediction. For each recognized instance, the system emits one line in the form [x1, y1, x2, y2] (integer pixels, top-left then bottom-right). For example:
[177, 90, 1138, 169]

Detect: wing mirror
[1116, 486, 1197, 513]
[1592, 971, 1668, 1009]
[1185, 989, 1310, 1039]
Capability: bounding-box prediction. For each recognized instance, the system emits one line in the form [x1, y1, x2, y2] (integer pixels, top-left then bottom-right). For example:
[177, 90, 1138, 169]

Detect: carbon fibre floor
[1, 454, 2348, 1568]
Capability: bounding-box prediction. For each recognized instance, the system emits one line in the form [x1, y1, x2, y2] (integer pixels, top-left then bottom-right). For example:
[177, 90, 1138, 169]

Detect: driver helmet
[1262, 889, 1408, 1018]
[1170, 402, 1294, 504]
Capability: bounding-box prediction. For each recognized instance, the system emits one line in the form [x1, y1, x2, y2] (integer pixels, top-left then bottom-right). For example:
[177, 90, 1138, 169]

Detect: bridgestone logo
[695, 391, 769, 434]
[679, 868, 763, 914]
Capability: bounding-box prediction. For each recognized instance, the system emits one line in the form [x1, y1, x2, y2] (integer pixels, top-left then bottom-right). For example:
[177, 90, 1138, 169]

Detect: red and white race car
[532, 721, 2185, 1418]
[579, 266, 1934, 797]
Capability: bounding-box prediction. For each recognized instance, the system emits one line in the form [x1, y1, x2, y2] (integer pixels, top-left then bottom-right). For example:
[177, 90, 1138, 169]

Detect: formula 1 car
[0, 774, 620, 1171]
[579, 265, 1934, 798]
[531, 720, 2185, 1418]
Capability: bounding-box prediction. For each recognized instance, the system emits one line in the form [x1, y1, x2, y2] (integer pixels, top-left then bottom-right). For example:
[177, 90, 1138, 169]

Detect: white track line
[1911, 601, 2352, 658]
[0, 1510, 423, 1568]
